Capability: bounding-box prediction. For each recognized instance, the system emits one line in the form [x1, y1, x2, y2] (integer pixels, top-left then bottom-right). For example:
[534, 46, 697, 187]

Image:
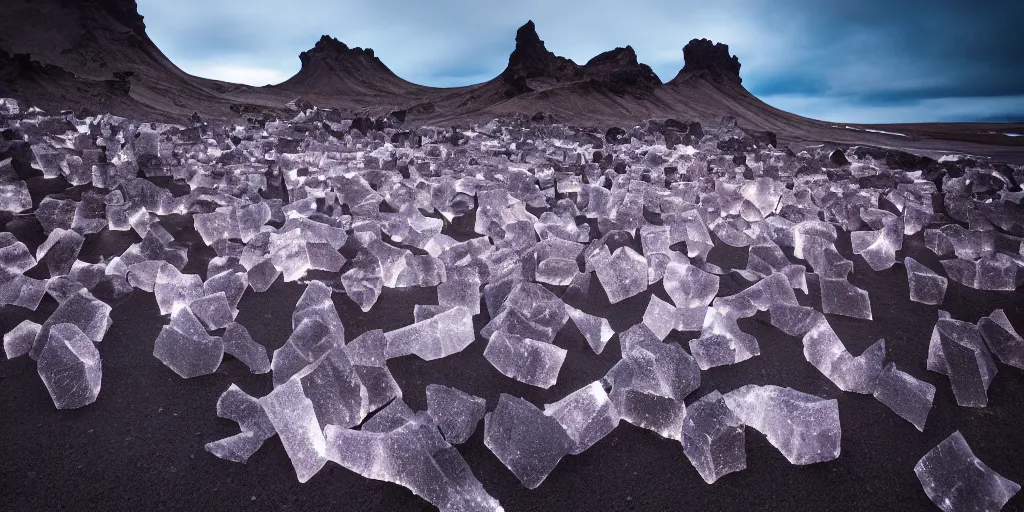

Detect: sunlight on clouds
[174, 60, 293, 86]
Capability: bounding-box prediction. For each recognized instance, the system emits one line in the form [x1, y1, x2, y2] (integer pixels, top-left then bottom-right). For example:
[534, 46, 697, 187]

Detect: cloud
[136, 0, 1024, 123]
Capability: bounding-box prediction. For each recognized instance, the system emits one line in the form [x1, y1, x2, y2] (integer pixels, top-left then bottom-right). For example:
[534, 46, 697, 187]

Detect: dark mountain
[0, 2, 1019, 159]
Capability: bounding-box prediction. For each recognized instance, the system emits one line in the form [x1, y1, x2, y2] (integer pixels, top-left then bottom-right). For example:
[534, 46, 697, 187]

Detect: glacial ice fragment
[681, 391, 746, 484]
[222, 322, 270, 374]
[37, 323, 101, 409]
[594, 246, 648, 303]
[153, 308, 225, 378]
[802, 317, 885, 394]
[915, 431, 1020, 512]
[565, 306, 613, 355]
[543, 381, 619, 454]
[928, 318, 997, 407]
[35, 228, 84, 277]
[723, 385, 840, 465]
[663, 261, 719, 308]
[484, 394, 573, 489]
[4, 319, 40, 359]
[385, 306, 475, 361]
[205, 385, 276, 463]
[978, 309, 1024, 369]
[872, 363, 935, 431]
[819, 277, 872, 320]
[259, 377, 328, 483]
[905, 257, 948, 305]
[426, 384, 487, 444]
[483, 331, 566, 389]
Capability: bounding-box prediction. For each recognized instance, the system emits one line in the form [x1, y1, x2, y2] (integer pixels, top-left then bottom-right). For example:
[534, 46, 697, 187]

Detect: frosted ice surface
[325, 417, 502, 512]
[246, 257, 280, 292]
[222, 322, 270, 374]
[723, 385, 840, 465]
[872, 363, 935, 431]
[802, 317, 885, 394]
[203, 270, 248, 311]
[437, 275, 482, 315]
[851, 219, 902, 271]
[544, 381, 619, 455]
[205, 385, 276, 463]
[643, 295, 679, 340]
[273, 318, 337, 385]
[154, 267, 204, 316]
[342, 256, 383, 312]
[941, 254, 1017, 292]
[190, 292, 235, 330]
[905, 257, 948, 305]
[483, 331, 566, 389]
[344, 329, 387, 367]
[595, 246, 648, 303]
[296, 345, 368, 429]
[37, 323, 102, 409]
[915, 432, 1020, 512]
[484, 394, 573, 489]
[612, 386, 686, 440]
[385, 306, 475, 361]
[35, 228, 84, 277]
[426, 384, 487, 444]
[194, 209, 241, 246]
[292, 281, 345, 337]
[690, 307, 760, 370]
[681, 391, 746, 484]
[819, 277, 872, 320]
[565, 306, 613, 354]
[664, 261, 719, 308]
[0, 233, 36, 273]
[978, 309, 1024, 369]
[0, 270, 46, 310]
[4, 319, 40, 359]
[153, 308, 225, 378]
[535, 257, 580, 286]
[618, 324, 701, 401]
[259, 377, 328, 483]
[31, 291, 111, 359]
[929, 318, 997, 407]
[769, 303, 820, 337]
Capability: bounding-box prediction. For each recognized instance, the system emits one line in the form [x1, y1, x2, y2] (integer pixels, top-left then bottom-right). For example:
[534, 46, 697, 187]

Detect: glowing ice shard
[681, 391, 746, 484]
[723, 385, 840, 465]
[426, 384, 487, 444]
[385, 306, 475, 361]
[543, 381, 619, 454]
[37, 323, 102, 409]
[259, 377, 328, 483]
[872, 363, 934, 432]
[484, 394, 573, 489]
[205, 384, 276, 463]
[915, 431, 1020, 512]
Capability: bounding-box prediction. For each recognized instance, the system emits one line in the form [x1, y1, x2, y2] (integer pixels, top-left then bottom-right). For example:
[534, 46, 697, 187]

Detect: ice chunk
[905, 257, 948, 305]
[204, 385, 276, 463]
[929, 318, 997, 407]
[35, 228, 84, 277]
[819, 277, 872, 320]
[483, 331, 567, 389]
[31, 291, 111, 359]
[0, 271, 47, 310]
[385, 306, 475, 361]
[612, 386, 686, 440]
[802, 317, 885, 394]
[341, 255, 383, 312]
[872, 363, 935, 432]
[978, 309, 1024, 369]
[153, 308, 225, 378]
[543, 381, 619, 454]
[4, 319, 40, 359]
[664, 261, 719, 308]
[594, 247, 648, 303]
[272, 318, 338, 385]
[565, 306, 613, 354]
[426, 384, 487, 444]
[190, 292, 235, 330]
[344, 329, 387, 367]
[153, 267, 204, 316]
[324, 416, 502, 512]
[484, 394, 573, 489]
[536, 257, 580, 286]
[942, 254, 1018, 291]
[769, 303, 820, 337]
[681, 391, 746, 484]
[37, 323, 102, 409]
[437, 275, 482, 315]
[723, 385, 840, 465]
[690, 307, 760, 370]
[643, 295, 678, 340]
[915, 432, 1020, 512]
[296, 345, 368, 429]
[222, 322, 270, 374]
[0, 233, 36, 273]
[259, 378, 328, 483]
[851, 221, 902, 271]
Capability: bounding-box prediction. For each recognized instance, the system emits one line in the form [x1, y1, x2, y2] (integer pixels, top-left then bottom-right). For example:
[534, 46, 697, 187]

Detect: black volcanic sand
[2, 207, 1024, 512]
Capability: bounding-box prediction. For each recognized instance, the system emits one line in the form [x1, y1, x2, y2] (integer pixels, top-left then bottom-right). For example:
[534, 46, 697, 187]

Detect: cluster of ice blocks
[2, 99, 1023, 510]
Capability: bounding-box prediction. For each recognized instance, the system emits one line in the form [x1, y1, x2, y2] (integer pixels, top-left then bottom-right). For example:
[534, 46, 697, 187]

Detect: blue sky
[137, 0, 1024, 124]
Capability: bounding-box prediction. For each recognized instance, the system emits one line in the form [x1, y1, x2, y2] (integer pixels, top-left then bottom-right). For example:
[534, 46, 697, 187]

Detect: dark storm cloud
[136, 0, 1024, 123]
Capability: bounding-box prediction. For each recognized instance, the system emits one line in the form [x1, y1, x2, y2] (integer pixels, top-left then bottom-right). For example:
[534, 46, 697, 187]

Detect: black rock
[829, 149, 849, 166]
[681, 39, 742, 83]
[606, 127, 628, 144]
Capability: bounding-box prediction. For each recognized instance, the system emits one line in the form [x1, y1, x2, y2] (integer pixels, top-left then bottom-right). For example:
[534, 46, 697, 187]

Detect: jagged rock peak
[682, 38, 741, 83]
[299, 35, 377, 67]
[507, 21, 562, 71]
[585, 46, 639, 68]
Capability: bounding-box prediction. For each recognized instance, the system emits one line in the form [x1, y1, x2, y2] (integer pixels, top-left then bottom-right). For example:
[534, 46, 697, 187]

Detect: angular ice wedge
[271, 236, 346, 282]
[612, 386, 687, 440]
[415, 304, 447, 323]
[31, 291, 111, 360]
[535, 257, 581, 286]
[437, 275, 482, 315]
[292, 280, 345, 338]
[681, 391, 746, 484]
[259, 377, 328, 483]
[595, 246, 648, 304]
[246, 257, 280, 292]
[344, 329, 387, 367]
[296, 346, 368, 429]
[802, 317, 885, 394]
[905, 257, 948, 305]
[204, 385, 276, 463]
[37, 323, 102, 409]
[819, 277, 872, 320]
[324, 419, 502, 512]
[929, 318, 997, 407]
[483, 331, 567, 389]
[942, 254, 1018, 291]
[915, 432, 1020, 512]
[851, 222, 902, 271]
[4, 319, 40, 359]
[927, 310, 953, 374]
[153, 267, 204, 316]
[872, 363, 935, 432]
[342, 256, 384, 312]
[360, 398, 422, 433]
[978, 309, 1024, 369]
[769, 303, 820, 337]
[35, 228, 84, 277]
[0, 271, 47, 310]
[664, 261, 719, 308]
[484, 394, 573, 489]
[272, 318, 337, 385]
[203, 270, 248, 311]
[190, 292, 235, 330]
[194, 209, 241, 246]
[643, 295, 679, 340]
[222, 322, 270, 374]
[0, 233, 36, 273]
[618, 324, 701, 401]
[153, 308, 225, 378]
[565, 306, 614, 354]
[544, 382, 619, 454]
[426, 384, 487, 444]
[353, 365, 402, 412]
[690, 307, 760, 370]
[385, 306, 475, 361]
[723, 385, 840, 465]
